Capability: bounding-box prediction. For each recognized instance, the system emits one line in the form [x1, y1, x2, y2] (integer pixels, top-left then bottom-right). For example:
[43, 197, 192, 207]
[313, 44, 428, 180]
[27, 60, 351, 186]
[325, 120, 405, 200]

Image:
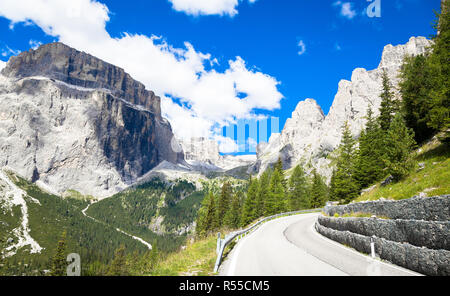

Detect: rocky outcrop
[0, 42, 183, 198]
[255, 37, 431, 179]
[180, 137, 256, 171]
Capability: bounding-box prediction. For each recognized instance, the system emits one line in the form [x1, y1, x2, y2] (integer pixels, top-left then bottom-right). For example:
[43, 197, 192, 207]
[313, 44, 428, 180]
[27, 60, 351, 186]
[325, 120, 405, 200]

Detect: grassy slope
[150, 235, 217, 276]
[356, 140, 450, 202]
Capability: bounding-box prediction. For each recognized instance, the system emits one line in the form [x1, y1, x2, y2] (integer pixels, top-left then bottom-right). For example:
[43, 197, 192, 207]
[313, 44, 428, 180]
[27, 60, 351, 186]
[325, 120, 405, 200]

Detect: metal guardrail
[213, 208, 323, 273]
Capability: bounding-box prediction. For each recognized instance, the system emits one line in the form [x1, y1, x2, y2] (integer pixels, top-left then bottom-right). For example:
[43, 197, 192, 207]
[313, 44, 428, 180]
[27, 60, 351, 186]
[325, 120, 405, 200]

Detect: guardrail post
[370, 236, 376, 258]
[216, 232, 221, 255]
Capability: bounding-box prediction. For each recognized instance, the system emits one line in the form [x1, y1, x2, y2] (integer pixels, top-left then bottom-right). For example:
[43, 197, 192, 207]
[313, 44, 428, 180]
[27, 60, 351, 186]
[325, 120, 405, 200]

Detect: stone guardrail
[213, 208, 322, 273]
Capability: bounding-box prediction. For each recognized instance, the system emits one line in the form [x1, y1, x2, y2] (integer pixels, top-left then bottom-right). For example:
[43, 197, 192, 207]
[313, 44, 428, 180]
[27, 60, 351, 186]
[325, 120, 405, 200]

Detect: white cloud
[0, 60, 6, 71]
[0, 0, 282, 141]
[297, 40, 306, 55]
[168, 0, 258, 17]
[29, 39, 43, 50]
[333, 1, 356, 19]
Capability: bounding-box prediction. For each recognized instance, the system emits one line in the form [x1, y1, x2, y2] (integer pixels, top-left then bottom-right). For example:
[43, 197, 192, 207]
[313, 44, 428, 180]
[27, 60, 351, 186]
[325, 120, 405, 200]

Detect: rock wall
[315, 222, 450, 276]
[316, 195, 450, 276]
[318, 216, 449, 251]
[324, 195, 450, 221]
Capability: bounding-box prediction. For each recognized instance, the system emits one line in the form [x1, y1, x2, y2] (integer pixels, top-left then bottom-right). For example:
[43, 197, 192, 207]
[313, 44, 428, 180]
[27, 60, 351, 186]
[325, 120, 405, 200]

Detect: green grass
[150, 235, 217, 276]
[356, 141, 450, 202]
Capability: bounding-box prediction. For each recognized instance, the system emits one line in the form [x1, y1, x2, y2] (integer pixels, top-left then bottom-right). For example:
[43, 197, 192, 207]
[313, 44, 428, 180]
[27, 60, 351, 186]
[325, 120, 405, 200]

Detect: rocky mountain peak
[253, 36, 432, 180]
[2, 42, 161, 115]
[0, 42, 183, 198]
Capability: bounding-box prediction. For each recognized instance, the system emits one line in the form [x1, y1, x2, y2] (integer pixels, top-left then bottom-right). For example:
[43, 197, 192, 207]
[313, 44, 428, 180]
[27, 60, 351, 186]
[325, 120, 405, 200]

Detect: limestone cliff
[0, 42, 184, 198]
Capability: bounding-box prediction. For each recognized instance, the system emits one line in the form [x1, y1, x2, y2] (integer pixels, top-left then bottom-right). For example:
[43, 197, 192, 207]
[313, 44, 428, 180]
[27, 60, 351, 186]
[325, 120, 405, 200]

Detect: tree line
[195, 159, 329, 237]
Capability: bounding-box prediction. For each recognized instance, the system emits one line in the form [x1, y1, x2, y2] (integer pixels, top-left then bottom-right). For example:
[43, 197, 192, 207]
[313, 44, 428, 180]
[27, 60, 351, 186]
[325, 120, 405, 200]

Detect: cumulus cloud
[333, 1, 356, 19]
[0, 60, 6, 71]
[0, 0, 282, 142]
[168, 0, 258, 17]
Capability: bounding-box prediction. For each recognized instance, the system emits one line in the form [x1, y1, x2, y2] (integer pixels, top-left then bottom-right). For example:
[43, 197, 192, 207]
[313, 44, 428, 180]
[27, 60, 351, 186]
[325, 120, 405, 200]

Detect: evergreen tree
[241, 178, 259, 227]
[107, 245, 128, 276]
[50, 230, 67, 276]
[330, 123, 360, 204]
[378, 70, 399, 131]
[287, 165, 309, 210]
[400, 54, 437, 144]
[266, 169, 286, 215]
[255, 169, 271, 218]
[195, 192, 218, 237]
[310, 170, 328, 208]
[355, 108, 385, 189]
[429, 1, 450, 143]
[400, 2, 450, 144]
[224, 192, 242, 229]
[384, 114, 417, 181]
[217, 182, 232, 227]
[274, 157, 287, 189]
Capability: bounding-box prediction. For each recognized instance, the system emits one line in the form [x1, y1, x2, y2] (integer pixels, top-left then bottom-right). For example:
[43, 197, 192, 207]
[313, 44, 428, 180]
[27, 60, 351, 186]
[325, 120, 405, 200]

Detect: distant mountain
[0, 42, 184, 198]
[253, 36, 432, 180]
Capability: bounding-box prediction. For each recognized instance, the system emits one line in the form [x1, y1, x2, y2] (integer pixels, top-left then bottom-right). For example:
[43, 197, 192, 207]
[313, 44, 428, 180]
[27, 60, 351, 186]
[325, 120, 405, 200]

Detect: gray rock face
[0, 42, 183, 198]
[255, 37, 431, 179]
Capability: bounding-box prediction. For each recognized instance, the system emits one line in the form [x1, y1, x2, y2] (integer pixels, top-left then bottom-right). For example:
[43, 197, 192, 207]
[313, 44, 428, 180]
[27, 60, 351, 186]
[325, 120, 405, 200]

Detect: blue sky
[0, 0, 441, 154]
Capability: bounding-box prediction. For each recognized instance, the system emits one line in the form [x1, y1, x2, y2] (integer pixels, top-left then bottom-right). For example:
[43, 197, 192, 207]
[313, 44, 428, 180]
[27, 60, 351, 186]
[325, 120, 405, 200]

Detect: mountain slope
[0, 42, 184, 198]
[255, 37, 431, 179]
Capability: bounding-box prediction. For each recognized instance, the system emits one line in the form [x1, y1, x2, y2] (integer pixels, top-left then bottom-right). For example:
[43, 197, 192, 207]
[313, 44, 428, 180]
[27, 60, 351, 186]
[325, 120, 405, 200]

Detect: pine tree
[50, 230, 67, 276]
[255, 169, 271, 218]
[310, 170, 328, 208]
[204, 192, 219, 233]
[241, 178, 259, 227]
[384, 114, 416, 181]
[224, 192, 242, 229]
[107, 245, 128, 276]
[217, 182, 232, 227]
[429, 1, 450, 143]
[378, 70, 399, 131]
[355, 108, 385, 189]
[266, 169, 286, 215]
[288, 165, 309, 210]
[330, 123, 360, 204]
[274, 157, 287, 189]
[399, 3, 450, 144]
[195, 192, 218, 237]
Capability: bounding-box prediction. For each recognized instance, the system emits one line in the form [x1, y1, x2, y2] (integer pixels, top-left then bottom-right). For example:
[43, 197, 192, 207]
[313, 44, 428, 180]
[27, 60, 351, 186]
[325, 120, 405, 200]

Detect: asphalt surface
[219, 213, 420, 276]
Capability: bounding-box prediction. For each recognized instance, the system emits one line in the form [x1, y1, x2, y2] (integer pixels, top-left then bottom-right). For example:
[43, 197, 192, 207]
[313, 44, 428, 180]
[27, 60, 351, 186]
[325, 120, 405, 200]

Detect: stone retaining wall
[324, 195, 450, 221]
[318, 195, 450, 276]
[315, 222, 450, 276]
[318, 216, 450, 250]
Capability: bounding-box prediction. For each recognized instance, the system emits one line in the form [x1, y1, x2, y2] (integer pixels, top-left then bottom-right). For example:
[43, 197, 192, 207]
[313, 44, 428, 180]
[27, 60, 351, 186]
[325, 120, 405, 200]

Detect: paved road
[219, 213, 420, 276]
